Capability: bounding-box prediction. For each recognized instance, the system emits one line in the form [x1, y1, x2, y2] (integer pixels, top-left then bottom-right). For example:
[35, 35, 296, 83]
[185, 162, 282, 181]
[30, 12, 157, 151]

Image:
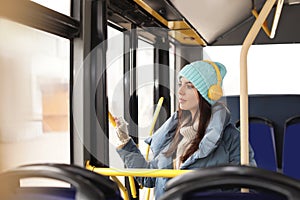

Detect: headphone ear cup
[208, 84, 223, 101]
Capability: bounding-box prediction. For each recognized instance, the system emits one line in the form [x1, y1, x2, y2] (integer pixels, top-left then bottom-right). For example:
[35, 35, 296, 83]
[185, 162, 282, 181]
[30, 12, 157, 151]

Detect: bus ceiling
[108, 0, 300, 46]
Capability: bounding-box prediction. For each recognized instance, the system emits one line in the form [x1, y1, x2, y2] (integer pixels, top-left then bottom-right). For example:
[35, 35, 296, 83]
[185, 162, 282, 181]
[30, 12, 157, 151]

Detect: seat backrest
[184, 191, 286, 200]
[236, 117, 277, 171]
[0, 163, 123, 200]
[161, 165, 300, 200]
[14, 187, 76, 200]
[283, 116, 300, 179]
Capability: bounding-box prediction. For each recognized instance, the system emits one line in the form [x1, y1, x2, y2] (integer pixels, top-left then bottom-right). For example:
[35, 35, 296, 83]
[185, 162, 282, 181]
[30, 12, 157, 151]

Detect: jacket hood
[144, 113, 178, 157]
[145, 102, 231, 163]
[197, 102, 231, 157]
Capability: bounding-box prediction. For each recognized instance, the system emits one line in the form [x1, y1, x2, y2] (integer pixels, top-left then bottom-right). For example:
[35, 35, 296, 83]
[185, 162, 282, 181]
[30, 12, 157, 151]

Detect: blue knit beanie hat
[179, 60, 227, 105]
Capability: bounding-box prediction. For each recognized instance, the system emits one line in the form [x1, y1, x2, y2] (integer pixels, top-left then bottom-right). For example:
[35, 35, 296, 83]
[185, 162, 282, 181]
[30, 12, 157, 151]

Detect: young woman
[115, 60, 256, 199]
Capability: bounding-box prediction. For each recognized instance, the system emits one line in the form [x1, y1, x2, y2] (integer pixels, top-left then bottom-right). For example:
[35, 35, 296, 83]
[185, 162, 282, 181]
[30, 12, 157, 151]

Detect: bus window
[0, 18, 70, 171]
[107, 26, 125, 169]
[204, 44, 300, 96]
[31, 0, 71, 16]
[137, 38, 154, 159]
[169, 43, 176, 113]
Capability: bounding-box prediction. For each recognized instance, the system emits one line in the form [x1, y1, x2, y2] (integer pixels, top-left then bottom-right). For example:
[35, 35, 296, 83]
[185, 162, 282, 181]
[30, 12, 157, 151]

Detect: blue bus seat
[183, 191, 286, 200]
[236, 117, 278, 171]
[283, 116, 300, 179]
[0, 163, 123, 200]
[14, 187, 76, 200]
[160, 165, 300, 200]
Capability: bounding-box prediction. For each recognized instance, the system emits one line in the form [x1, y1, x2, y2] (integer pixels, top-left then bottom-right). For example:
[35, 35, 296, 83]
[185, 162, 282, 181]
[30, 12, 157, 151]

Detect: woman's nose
[178, 85, 185, 95]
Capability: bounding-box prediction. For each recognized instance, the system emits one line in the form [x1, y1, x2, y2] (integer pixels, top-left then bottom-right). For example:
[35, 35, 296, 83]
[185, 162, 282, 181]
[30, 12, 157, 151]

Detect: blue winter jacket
[117, 103, 256, 199]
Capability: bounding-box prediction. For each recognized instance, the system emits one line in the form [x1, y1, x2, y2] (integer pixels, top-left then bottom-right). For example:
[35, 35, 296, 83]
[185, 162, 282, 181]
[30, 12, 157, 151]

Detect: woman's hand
[115, 117, 130, 145]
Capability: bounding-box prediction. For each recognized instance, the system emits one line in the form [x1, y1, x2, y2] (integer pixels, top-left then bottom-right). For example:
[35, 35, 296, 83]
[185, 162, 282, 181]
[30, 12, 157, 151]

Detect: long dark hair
[164, 91, 212, 162]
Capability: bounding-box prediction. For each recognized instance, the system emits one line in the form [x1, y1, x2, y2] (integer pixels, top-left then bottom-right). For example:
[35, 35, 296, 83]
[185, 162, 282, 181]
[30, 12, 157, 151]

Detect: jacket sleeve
[224, 124, 257, 166]
[116, 138, 157, 188]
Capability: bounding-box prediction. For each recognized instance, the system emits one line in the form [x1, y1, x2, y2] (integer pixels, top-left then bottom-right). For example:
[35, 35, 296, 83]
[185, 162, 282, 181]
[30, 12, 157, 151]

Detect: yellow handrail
[251, 9, 271, 37]
[240, 0, 277, 191]
[110, 176, 130, 200]
[86, 162, 192, 200]
[86, 160, 130, 200]
[240, 0, 276, 167]
[146, 97, 164, 160]
[270, 0, 284, 38]
[145, 97, 164, 200]
[251, 0, 284, 39]
[108, 111, 117, 128]
[128, 176, 137, 198]
[86, 163, 191, 178]
[107, 112, 137, 198]
[108, 98, 164, 199]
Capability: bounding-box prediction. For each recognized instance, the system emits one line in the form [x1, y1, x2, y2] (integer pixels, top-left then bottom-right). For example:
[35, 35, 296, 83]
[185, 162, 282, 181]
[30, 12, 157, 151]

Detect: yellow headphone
[203, 60, 223, 101]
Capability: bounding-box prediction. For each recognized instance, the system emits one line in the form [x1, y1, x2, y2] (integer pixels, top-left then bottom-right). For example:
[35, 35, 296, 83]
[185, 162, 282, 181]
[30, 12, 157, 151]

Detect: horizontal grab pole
[86, 165, 191, 178]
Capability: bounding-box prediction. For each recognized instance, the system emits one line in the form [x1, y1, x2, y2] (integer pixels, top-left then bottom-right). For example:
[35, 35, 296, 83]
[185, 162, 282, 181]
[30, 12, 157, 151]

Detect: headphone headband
[202, 60, 223, 101]
[202, 60, 222, 86]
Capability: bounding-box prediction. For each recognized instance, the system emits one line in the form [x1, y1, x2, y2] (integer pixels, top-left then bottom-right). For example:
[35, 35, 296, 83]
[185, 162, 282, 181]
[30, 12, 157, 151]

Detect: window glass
[169, 43, 176, 113]
[31, 0, 70, 16]
[137, 39, 154, 154]
[0, 18, 70, 171]
[137, 37, 155, 200]
[204, 44, 300, 95]
[107, 26, 125, 168]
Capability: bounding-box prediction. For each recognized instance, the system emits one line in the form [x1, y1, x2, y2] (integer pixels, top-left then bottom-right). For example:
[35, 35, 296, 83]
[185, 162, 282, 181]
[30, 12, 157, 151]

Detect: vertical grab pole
[145, 97, 164, 200]
[240, 0, 276, 166]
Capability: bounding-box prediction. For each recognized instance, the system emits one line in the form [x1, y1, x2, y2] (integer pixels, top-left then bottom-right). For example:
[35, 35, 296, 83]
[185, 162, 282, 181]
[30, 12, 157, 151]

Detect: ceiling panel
[169, 0, 253, 43]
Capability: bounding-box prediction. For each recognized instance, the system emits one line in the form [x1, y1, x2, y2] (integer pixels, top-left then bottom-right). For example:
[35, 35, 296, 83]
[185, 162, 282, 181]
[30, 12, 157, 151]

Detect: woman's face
[178, 77, 200, 116]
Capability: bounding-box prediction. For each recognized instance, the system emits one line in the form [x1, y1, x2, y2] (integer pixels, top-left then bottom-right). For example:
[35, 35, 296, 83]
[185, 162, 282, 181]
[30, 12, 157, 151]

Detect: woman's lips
[179, 98, 186, 103]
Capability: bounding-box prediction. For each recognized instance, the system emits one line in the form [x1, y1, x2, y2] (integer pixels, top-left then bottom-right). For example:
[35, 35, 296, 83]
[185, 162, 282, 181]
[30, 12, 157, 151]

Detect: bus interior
[1, 0, 300, 199]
